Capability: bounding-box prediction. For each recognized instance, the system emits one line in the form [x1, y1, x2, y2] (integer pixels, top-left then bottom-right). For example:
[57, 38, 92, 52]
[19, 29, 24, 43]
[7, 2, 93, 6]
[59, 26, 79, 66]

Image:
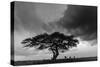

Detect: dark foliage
[21, 32, 79, 60]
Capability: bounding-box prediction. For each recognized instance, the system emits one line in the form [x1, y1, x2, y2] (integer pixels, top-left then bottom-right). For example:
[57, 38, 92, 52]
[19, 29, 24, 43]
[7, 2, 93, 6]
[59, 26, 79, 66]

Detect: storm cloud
[53, 5, 97, 41]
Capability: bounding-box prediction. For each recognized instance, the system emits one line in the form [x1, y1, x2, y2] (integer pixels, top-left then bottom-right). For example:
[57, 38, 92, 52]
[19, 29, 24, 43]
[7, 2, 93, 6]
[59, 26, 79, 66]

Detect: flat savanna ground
[11, 57, 97, 66]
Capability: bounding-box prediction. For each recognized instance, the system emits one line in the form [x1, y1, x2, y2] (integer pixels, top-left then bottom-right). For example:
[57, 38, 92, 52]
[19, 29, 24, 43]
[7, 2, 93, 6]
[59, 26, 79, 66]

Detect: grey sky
[14, 1, 97, 61]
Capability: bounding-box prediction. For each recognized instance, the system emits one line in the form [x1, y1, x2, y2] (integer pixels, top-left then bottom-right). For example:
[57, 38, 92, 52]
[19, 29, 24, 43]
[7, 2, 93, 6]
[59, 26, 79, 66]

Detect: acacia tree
[21, 32, 79, 60]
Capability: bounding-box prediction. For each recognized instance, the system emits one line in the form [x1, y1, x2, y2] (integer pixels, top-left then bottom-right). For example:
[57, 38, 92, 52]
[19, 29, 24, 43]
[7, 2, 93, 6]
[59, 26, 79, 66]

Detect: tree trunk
[52, 53, 58, 60]
[51, 48, 59, 60]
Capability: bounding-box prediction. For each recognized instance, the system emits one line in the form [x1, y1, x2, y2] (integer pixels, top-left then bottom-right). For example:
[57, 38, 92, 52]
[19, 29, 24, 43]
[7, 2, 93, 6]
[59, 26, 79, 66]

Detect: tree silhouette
[21, 32, 79, 60]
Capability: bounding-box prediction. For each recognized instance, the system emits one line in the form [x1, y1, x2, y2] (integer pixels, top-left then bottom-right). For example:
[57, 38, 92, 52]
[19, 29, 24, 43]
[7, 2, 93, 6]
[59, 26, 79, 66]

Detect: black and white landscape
[11, 1, 97, 66]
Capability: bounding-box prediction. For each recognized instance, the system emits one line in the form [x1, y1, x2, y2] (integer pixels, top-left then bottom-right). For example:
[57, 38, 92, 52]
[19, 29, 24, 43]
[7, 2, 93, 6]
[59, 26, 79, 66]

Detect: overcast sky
[14, 1, 97, 61]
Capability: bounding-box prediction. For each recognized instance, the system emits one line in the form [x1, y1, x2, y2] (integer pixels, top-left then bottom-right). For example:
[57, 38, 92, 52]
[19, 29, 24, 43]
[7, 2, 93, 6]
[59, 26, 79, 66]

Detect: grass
[11, 56, 97, 66]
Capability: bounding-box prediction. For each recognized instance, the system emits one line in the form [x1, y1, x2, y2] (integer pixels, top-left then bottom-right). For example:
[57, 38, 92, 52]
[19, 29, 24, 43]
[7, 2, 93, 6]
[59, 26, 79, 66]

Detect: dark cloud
[14, 2, 97, 45]
[54, 5, 97, 41]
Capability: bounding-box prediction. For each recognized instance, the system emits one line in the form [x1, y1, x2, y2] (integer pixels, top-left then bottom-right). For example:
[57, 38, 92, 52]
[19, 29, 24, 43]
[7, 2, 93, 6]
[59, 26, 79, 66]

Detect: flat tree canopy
[21, 32, 79, 60]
